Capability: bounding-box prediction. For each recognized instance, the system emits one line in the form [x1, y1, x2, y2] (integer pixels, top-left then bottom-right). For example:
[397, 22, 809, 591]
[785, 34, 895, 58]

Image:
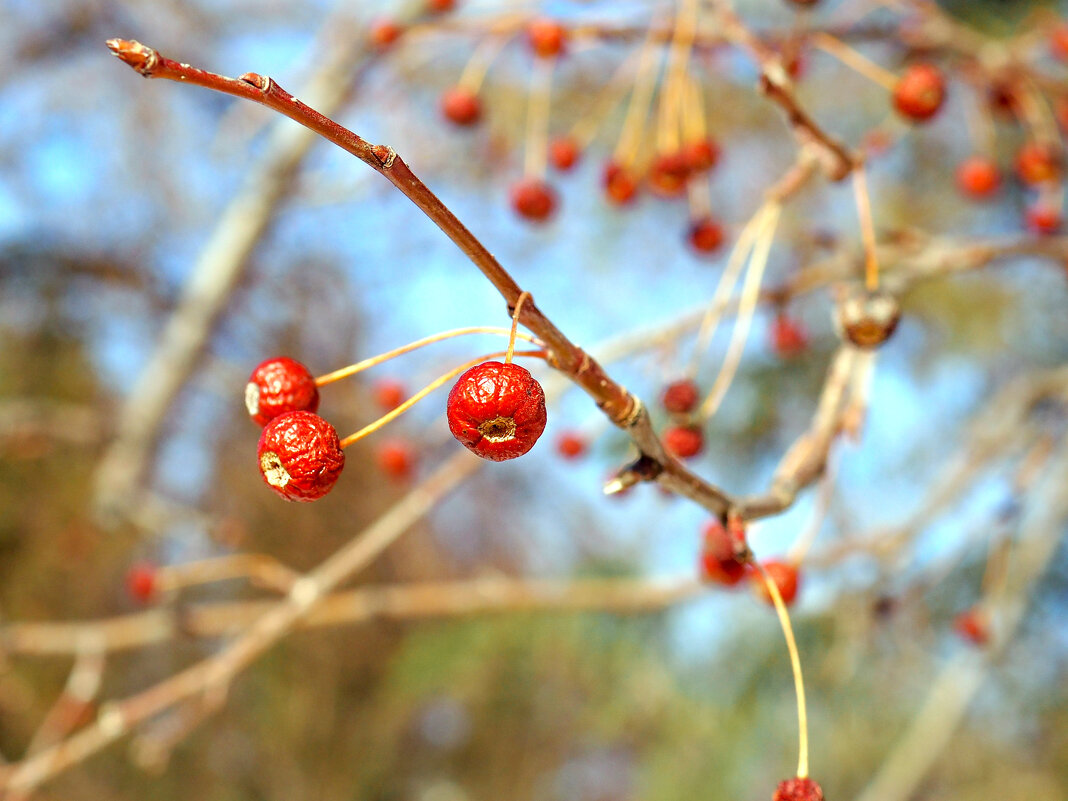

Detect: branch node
[372, 144, 397, 169]
[238, 72, 271, 92]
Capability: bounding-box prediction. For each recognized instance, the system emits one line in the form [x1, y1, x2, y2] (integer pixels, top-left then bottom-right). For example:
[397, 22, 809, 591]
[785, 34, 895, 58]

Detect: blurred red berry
[246, 357, 320, 427]
[1015, 142, 1060, 185]
[1051, 23, 1068, 61]
[661, 378, 700, 414]
[773, 776, 824, 801]
[892, 63, 946, 122]
[126, 562, 158, 603]
[955, 155, 1000, 200]
[510, 177, 558, 223]
[647, 151, 691, 197]
[1026, 203, 1061, 235]
[770, 314, 808, 359]
[440, 86, 482, 127]
[526, 18, 568, 58]
[376, 438, 416, 481]
[688, 217, 725, 254]
[556, 431, 587, 460]
[663, 425, 704, 459]
[369, 18, 403, 50]
[753, 559, 800, 606]
[681, 138, 721, 173]
[447, 361, 547, 461]
[699, 520, 748, 586]
[602, 161, 639, 206]
[257, 411, 345, 502]
[426, 0, 456, 13]
[373, 378, 407, 412]
[549, 136, 581, 172]
[953, 607, 989, 646]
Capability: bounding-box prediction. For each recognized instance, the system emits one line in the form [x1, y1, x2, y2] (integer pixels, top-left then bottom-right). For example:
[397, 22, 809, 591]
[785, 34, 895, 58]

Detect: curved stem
[852, 161, 880, 291]
[525, 57, 554, 178]
[811, 32, 898, 92]
[505, 292, 531, 364]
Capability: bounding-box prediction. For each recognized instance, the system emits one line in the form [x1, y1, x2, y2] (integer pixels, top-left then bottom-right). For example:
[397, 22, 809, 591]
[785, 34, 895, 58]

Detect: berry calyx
[602, 161, 639, 206]
[1015, 142, 1060, 185]
[369, 18, 404, 51]
[753, 559, 800, 606]
[375, 438, 416, 482]
[773, 777, 824, 801]
[526, 18, 568, 59]
[953, 607, 989, 646]
[892, 63, 945, 122]
[556, 431, 587, 460]
[373, 377, 406, 412]
[257, 411, 345, 502]
[245, 357, 320, 427]
[126, 561, 158, 603]
[446, 361, 547, 461]
[549, 136, 580, 172]
[834, 286, 901, 349]
[1026, 203, 1061, 235]
[771, 314, 809, 359]
[681, 138, 720, 173]
[955, 155, 1001, 200]
[647, 151, 691, 197]
[440, 86, 482, 127]
[699, 520, 748, 586]
[661, 378, 700, 415]
[688, 217, 725, 254]
[510, 177, 558, 223]
[663, 425, 704, 459]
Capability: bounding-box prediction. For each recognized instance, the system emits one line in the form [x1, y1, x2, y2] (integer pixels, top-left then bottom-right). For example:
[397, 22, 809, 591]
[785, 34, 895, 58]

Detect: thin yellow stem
[811, 32, 899, 92]
[615, 21, 666, 166]
[756, 562, 810, 781]
[315, 327, 540, 387]
[852, 162, 880, 291]
[505, 291, 531, 364]
[569, 48, 644, 148]
[338, 349, 546, 449]
[525, 57, 554, 178]
[458, 33, 512, 94]
[682, 74, 706, 143]
[659, 0, 699, 153]
[686, 170, 712, 220]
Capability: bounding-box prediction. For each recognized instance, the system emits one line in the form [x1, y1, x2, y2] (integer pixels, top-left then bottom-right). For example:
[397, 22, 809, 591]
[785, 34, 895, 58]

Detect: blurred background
[1, 0, 1068, 798]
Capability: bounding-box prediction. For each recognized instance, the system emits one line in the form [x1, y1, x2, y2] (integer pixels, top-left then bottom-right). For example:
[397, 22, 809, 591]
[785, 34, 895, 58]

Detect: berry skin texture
[440, 86, 482, 127]
[447, 361, 547, 461]
[526, 18, 567, 59]
[771, 314, 809, 359]
[1015, 142, 1060, 186]
[556, 431, 587, 460]
[602, 161, 639, 206]
[663, 425, 704, 459]
[373, 378, 407, 412]
[773, 777, 824, 801]
[549, 137, 580, 172]
[510, 177, 558, 223]
[753, 559, 800, 606]
[246, 357, 320, 427]
[257, 411, 345, 502]
[688, 217, 725, 255]
[375, 438, 416, 482]
[892, 63, 946, 123]
[126, 562, 158, 603]
[955, 156, 1001, 200]
[661, 378, 700, 415]
[699, 520, 747, 586]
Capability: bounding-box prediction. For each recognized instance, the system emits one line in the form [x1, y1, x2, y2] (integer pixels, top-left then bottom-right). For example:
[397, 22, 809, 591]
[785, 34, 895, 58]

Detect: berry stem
[755, 560, 810, 781]
[457, 31, 512, 94]
[569, 48, 643, 148]
[810, 32, 898, 92]
[658, 0, 699, 153]
[314, 326, 541, 387]
[505, 291, 531, 365]
[338, 349, 546, 449]
[615, 21, 665, 166]
[525, 56, 554, 179]
[681, 74, 706, 143]
[852, 161, 880, 292]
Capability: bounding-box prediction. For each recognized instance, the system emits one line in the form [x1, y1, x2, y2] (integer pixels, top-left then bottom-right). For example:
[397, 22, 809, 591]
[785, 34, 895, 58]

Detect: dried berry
[510, 177, 558, 223]
[663, 425, 704, 459]
[699, 520, 748, 586]
[446, 361, 547, 461]
[753, 559, 800, 606]
[246, 357, 320, 427]
[376, 438, 416, 482]
[556, 431, 587, 460]
[688, 217, 725, 254]
[602, 160, 639, 206]
[892, 63, 945, 122]
[257, 411, 345, 501]
[661, 379, 700, 415]
[373, 378, 407, 412]
[834, 287, 901, 349]
[773, 776, 824, 801]
[441, 86, 482, 127]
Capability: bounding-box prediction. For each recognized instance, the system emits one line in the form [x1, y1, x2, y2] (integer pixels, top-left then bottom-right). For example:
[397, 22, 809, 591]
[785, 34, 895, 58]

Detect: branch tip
[105, 38, 157, 75]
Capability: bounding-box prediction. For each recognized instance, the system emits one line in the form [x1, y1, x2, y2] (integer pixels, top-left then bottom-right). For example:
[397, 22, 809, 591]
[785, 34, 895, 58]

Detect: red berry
[549, 136, 581, 172]
[510, 177, 558, 223]
[1026, 203, 1061, 235]
[246, 357, 320, 427]
[369, 18, 403, 50]
[373, 378, 407, 412]
[699, 520, 747, 586]
[375, 438, 416, 481]
[953, 607, 989, 646]
[446, 361, 547, 461]
[426, 0, 456, 13]
[1015, 142, 1060, 185]
[663, 425, 704, 459]
[602, 160, 639, 206]
[126, 561, 158, 603]
[257, 411, 345, 502]
[440, 86, 482, 127]
[661, 379, 700, 414]
[773, 777, 824, 801]
[771, 314, 808, 359]
[784, 0, 820, 6]
[955, 155, 1000, 200]
[526, 18, 567, 59]
[892, 63, 946, 122]
[647, 151, 691, 197]
[556, 431, 587, 459]
[681, 138, 721, 173]
[1051, 23, 1068, 61]
[688, 217, 725, 254]
[753, 560, 800, 606]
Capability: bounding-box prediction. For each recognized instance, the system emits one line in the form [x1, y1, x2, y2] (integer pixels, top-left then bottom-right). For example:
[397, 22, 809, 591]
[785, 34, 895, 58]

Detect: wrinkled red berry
[955, 155, 1000, 200]
[246, 357, 320, 427]
[1026, 203, 1061, 235]
[699, 520, 747, 586]
[682, 138, 720, 173]
[771, 314, 808, 358]
[257, 411, 345, 501]
[688, 217, 725, 254]
[441, 86, 482, 127]
[1015, 142, 1060, 185]
[510, 177, 558, 222]
[126, 561, 158, 603]
[527, 18, 567, 58]
[447, 361, 547, 461]
[369, 18, 403, 50]
[1051, 23, 1068, 61]
[753, 559, 800, 606]
[663, 425, 704, 459]
[773, 776, 824, 801]
[373, 378, 406, 412]
[892, 63, 945, 122]
[549, 136, 581, 172]
[556, 431, 587, 460]
[603, 160, 639, 206]
[376, 438, 416, 481]
[661, 379, 700, 415]
[647, 151, 691, 197]
[954, 607, 989, 646]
